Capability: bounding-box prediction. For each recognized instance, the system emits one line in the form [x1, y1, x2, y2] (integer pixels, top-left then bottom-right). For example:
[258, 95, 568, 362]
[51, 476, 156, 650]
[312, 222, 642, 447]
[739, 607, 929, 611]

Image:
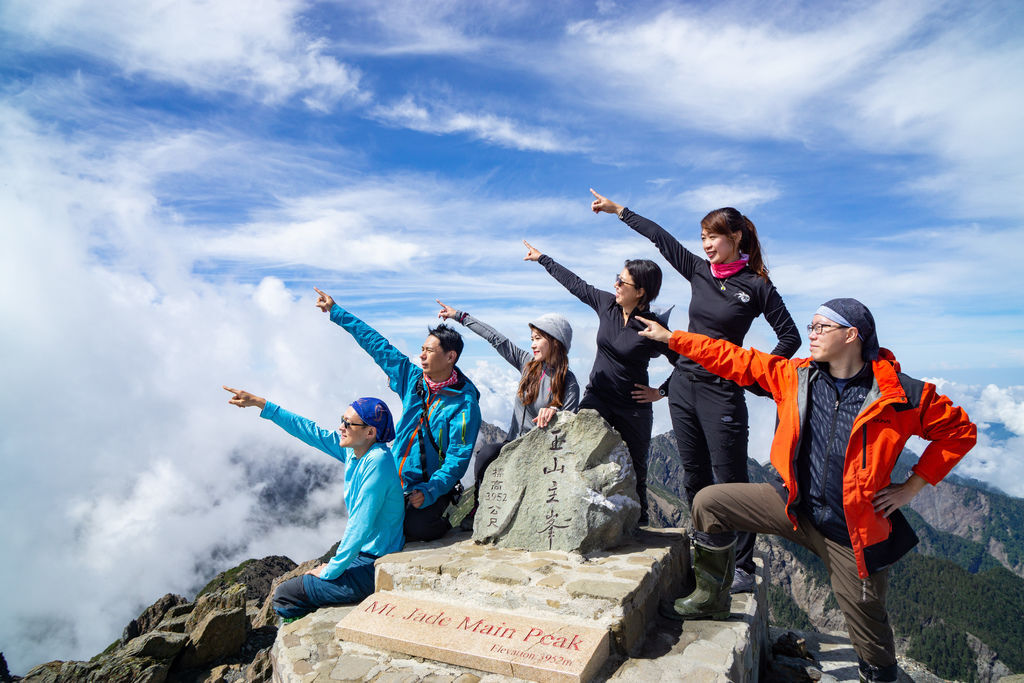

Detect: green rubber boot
[665, 540, 736, 620]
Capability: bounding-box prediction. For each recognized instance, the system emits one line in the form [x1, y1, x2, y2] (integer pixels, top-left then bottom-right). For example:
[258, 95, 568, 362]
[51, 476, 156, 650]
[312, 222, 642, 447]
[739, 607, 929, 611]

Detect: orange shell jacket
[668, 331, 977, 579]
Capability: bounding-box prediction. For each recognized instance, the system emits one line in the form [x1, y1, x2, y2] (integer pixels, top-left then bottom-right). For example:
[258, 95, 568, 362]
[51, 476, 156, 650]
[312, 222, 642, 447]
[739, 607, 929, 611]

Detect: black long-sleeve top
[620, 208, 801, 382]
[538, 254, 672, 406]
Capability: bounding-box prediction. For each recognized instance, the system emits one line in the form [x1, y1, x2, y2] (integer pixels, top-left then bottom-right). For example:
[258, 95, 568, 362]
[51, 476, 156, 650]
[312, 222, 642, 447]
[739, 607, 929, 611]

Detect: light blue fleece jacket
[260, 401, 405, 580]
[328, 304, 482, 507]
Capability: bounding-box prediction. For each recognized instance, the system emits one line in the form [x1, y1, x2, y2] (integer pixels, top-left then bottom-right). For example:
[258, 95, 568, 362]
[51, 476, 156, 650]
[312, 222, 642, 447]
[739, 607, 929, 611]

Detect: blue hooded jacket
[329, 304, 482, 507]
[259, 401, 405, 580]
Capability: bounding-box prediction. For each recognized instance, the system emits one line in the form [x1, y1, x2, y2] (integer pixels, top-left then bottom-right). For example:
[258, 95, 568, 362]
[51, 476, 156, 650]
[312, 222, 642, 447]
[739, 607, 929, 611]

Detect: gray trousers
[693, 482, 895, 668]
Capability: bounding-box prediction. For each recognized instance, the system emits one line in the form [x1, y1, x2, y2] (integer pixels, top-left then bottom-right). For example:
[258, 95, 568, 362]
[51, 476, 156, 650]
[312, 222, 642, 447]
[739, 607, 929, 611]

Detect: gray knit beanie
[529, 313, 573, 352]
[816, 298, 879, 361]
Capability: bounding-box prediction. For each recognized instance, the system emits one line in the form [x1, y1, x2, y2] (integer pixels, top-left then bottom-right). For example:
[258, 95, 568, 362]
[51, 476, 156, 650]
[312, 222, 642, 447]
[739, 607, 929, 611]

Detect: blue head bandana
[349, 397, 396, 443]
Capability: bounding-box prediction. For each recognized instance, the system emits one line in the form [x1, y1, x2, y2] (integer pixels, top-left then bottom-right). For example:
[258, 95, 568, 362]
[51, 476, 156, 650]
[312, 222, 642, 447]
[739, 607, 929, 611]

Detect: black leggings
[579, 392, 653, 524]
[404, 493, 453, 542]
[668, 370, 754, 573]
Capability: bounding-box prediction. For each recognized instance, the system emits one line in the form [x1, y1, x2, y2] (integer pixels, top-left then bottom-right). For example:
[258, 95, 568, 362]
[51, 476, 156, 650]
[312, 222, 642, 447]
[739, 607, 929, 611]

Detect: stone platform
[271, 529, 772, 682]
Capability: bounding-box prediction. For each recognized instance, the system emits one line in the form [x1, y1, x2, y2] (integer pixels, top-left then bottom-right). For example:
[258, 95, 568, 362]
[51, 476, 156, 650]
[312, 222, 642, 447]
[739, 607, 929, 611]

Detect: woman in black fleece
[590, 189, 801, 592]
[523, 239, 672, 526]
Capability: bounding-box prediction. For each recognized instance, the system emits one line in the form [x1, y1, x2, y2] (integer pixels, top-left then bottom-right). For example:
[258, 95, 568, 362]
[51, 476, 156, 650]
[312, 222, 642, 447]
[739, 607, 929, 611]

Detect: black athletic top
[538, 254, 672, 406]
[620, 208, 801, 382]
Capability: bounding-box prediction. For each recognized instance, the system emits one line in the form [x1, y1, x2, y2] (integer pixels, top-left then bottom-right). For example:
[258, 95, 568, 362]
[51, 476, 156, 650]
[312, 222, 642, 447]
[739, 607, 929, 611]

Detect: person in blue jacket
[314, 287, 482, 542]
[223, 387, 405, 619]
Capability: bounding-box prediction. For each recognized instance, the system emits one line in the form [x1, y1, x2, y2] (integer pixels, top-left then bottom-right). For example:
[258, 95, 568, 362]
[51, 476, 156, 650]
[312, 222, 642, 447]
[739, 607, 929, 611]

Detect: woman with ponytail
[590, 189, 800, 593]
[435, 301, 580, 519]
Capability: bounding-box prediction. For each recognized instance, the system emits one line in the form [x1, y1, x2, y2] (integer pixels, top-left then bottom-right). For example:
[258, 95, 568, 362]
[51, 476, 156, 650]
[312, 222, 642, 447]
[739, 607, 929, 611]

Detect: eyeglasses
[341, 417, 368, 429]
[615, 274, 637, 288]
[806, 323, 848, 335]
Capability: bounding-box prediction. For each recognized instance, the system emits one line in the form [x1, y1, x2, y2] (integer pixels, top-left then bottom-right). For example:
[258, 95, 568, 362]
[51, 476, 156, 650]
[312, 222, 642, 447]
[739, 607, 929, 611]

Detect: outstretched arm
[314, 287, 416, 396]
[224, 386, 346, 462]
[637, 321, 793, 397]
[437, 300, 531, 371]
[591, 188, 701, 280]
[524, 240, 610, 312]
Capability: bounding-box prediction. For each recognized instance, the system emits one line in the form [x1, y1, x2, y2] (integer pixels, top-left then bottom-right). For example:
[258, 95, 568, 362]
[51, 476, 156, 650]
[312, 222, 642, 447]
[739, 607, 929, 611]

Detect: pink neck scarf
[425, 368, 459, 394]
[710, 254, 749, 279]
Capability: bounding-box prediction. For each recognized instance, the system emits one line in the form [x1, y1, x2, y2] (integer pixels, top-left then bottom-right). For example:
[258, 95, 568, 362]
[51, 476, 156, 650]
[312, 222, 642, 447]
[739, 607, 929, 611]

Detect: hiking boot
[661, 540, 735, 620]
[858, 659, 898, 682]
[730, 567, 755, 594]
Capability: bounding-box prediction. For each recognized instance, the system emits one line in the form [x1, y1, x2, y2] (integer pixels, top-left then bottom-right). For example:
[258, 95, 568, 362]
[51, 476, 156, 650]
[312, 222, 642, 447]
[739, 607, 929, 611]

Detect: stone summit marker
[473, 409, 640, 554]
[336, 591, 609, 683]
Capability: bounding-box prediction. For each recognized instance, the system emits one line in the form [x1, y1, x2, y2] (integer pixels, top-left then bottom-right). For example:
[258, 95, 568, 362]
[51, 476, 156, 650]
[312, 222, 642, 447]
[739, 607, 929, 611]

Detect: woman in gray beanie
[436, 300, 580, 523]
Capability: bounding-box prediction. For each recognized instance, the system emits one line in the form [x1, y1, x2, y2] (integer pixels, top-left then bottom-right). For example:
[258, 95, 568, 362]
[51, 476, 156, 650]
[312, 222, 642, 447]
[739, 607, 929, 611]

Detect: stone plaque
[473, 409, 640, 554]
[336, 591, 609, 682]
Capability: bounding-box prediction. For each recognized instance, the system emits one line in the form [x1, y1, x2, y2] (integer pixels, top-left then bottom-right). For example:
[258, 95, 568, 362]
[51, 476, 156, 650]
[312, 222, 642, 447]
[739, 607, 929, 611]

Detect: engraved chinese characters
[472, 409, 641, 553]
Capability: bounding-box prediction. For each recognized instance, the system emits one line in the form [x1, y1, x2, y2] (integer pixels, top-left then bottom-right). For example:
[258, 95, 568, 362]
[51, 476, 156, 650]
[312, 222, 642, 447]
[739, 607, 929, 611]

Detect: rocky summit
[10, 421, 1023, 682]
[472, 409, 641, 554]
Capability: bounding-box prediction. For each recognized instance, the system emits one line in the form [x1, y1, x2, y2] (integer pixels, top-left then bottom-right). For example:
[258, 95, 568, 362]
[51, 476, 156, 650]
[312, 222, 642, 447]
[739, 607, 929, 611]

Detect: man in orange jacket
[639, 298, 976, 683]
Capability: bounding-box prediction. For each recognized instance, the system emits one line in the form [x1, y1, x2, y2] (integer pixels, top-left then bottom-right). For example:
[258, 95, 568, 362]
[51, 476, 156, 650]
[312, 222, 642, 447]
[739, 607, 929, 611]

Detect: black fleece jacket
[538, 254, 672, 407]
[620, 208, 800, 383]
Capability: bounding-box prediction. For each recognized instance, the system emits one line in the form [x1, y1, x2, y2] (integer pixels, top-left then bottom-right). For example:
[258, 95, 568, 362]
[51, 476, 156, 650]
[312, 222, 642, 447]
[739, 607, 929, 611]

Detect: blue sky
[2, 0, 1024, 673]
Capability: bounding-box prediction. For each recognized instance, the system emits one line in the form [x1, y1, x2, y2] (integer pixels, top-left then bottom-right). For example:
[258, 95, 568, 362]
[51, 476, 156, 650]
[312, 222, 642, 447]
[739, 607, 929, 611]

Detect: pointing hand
[314, 287, 335, 313]
[522, 240, 542, 262]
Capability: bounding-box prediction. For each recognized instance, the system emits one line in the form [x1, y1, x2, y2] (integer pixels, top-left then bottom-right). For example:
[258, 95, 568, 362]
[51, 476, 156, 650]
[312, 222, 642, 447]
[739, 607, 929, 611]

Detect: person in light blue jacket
[314, 288, 482, 542]
[223, 387, 404, 619]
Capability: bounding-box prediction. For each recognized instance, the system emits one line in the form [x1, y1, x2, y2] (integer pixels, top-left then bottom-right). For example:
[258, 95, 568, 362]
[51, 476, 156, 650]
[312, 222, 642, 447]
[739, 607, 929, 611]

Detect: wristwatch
[658, 386, 668, 398]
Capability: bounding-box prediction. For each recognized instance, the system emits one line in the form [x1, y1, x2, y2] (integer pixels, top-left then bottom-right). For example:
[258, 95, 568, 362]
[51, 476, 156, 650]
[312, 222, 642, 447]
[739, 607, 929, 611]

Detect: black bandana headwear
[816, 298, 879, 361]
[349, 397, 396, 443]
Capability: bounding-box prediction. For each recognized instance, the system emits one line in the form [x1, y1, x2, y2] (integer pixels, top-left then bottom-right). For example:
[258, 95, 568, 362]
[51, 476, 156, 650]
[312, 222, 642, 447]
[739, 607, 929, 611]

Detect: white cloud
[199, 213, 423, 272]
[560, 2, 928, 138]
[0, 107, 408, 671]
[371, 95, 581, 153]
[1, 0, 361, 108]
[957, 384, 1024, 436]
[678, 183, 780, 212]
[332, 0, 490, 56]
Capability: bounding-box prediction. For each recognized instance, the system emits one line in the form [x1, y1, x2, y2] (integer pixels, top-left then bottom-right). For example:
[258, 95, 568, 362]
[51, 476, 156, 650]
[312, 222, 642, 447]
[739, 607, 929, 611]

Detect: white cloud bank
[0, 107, 407, 672]
[0, 0, 361, 109]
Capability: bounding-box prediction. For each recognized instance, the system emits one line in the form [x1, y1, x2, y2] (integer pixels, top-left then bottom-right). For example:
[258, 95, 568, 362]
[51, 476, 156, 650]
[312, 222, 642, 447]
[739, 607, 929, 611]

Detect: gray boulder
[120, 593, 189, 645]
[121, 631, 188, 660]
[22, 656, 170, 683]
[473, 409, 640, 553]
[185, 582, 246, 633]
[177, 607, 249, 669]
